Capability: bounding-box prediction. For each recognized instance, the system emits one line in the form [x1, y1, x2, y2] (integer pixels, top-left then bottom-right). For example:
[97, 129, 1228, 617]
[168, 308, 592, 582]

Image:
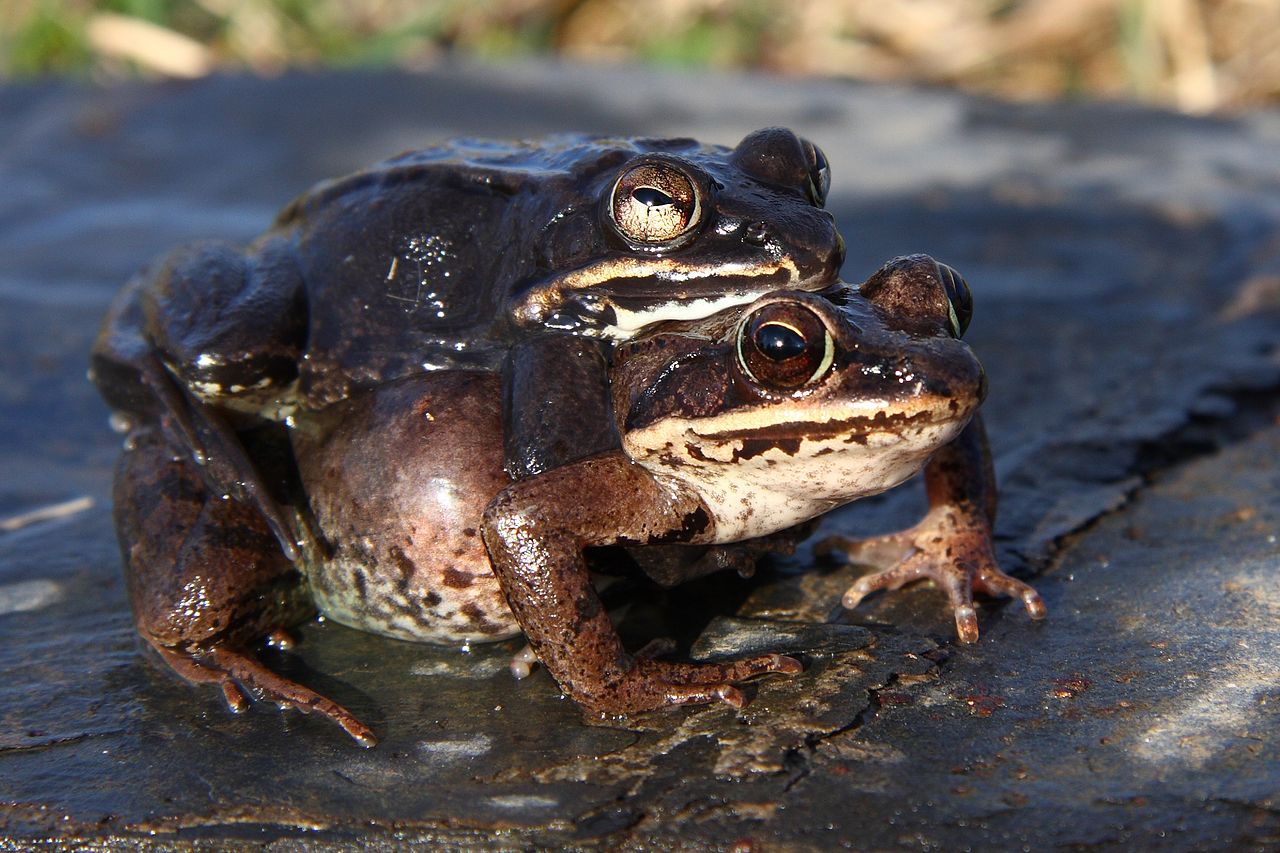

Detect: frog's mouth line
[513, 255, 808, 333]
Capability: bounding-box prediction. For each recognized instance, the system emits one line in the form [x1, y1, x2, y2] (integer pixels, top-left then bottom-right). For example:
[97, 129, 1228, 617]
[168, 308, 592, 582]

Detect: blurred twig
[85, 12, 212, 77]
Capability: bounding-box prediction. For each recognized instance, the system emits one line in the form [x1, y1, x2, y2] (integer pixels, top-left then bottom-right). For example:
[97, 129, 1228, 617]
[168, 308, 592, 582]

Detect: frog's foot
[150, 640, 376, 747]
[512, 639, 798, 711]
[816, 506, 1045, 643]
[584, 653, 803, 714]
[116, 430, 374, 746]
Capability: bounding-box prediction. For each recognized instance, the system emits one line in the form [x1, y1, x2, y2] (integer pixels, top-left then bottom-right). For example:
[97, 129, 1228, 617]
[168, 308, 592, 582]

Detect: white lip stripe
[604, 291, 766, 338]
[518, 254, 805, 332]
[656, 396, 947, 437]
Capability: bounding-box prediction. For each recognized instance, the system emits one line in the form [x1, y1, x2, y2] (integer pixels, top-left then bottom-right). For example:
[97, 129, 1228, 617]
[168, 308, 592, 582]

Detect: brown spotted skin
[481, 453, 800, 714]
[291, 372, 519, 644]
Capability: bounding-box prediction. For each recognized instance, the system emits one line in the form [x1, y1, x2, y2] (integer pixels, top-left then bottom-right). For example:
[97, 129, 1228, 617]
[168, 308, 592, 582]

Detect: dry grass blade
[85, 12, 214, 79]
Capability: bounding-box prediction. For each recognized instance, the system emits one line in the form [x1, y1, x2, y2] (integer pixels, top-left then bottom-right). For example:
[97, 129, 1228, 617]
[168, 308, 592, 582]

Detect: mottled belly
[305, 526, 518, 644]
[291, 371, 520, 644]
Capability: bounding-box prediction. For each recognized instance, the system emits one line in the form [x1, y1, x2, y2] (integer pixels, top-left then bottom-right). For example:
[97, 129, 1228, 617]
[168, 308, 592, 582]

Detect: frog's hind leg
[91, 240, 307, 561]
[115, 429, 376, 746]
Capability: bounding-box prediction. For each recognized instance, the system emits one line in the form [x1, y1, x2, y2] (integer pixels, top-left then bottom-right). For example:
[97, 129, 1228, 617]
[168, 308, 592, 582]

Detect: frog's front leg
[501, 336, 619, 479]
[116, 428, 375, 746]
[818, 417, 1046, 643]
[482, 454, 801, 713]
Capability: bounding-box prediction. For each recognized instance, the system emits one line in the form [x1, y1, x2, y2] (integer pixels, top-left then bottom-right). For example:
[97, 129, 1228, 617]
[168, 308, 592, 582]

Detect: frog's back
[275, 136, 725, 408]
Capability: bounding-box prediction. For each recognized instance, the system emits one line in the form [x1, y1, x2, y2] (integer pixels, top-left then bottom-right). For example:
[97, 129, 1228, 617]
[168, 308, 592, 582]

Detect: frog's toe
[840, 557, 935, 610]
[152, 641, 253, 711]
[831, 502, 1046, 643]
[840, 545, 1044, 644]
[975, 566, 1048, 620]
[200, 646, 377, 747]
[660, 654, 802, 695]
[713, 684, 748, 709]
[658, 681, 748, 709]
[219, 680, 252, 713]
[749, 653, 805, 676]
[649, 653, 802, 685]
[509, 644, 539, 679]
[589, 654, 801, 714]
[841, 552, 985, 642]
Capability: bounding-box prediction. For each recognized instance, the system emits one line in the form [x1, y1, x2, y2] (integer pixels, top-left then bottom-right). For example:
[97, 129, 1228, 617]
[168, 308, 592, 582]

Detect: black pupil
[755, 323, 806, 361]
[632, 186, 673, 207]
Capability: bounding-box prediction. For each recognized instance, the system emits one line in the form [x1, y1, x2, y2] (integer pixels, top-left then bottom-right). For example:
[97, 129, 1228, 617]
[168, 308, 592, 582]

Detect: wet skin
[91, 127, 843, 487]
[92, 129, 1041, 744]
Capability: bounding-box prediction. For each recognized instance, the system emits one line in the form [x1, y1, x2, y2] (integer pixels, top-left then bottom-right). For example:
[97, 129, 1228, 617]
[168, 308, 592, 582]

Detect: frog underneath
[103, 248, 1044, 745]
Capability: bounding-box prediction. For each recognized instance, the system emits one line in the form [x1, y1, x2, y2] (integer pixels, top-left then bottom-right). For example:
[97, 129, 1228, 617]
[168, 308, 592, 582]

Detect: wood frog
[91, 128, 1041, 745]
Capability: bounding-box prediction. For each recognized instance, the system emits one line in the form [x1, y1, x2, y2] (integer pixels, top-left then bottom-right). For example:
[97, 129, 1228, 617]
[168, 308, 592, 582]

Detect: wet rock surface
[2, 64, 1279, 850]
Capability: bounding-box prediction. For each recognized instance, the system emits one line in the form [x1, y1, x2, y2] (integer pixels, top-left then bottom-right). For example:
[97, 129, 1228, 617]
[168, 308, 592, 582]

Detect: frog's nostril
[743, 221, 769, 245]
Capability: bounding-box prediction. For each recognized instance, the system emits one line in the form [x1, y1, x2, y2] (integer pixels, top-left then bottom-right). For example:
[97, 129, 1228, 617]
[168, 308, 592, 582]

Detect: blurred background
[2, 0, 1278, 114]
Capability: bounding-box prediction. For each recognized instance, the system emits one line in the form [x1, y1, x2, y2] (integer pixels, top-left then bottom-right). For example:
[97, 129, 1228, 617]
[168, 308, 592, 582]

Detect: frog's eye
[938, 263, 972, 338]
[736, 302, 835, 391]
[610, 162, 701, 245]
[806, 142, 831, 207]
[860, 255, 974, 339]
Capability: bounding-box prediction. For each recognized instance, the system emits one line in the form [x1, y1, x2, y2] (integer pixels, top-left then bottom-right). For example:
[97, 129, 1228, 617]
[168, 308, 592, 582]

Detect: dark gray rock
[1, 63, 1278, 849]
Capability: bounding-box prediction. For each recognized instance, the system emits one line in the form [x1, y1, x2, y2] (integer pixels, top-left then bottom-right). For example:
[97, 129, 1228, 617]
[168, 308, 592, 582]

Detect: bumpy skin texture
[95, 129, 1039, 748]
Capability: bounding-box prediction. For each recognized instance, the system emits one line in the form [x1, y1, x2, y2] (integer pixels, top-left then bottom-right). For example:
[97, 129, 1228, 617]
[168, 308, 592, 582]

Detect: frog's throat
[623, 401, 972, 544]
[511, 256, 802, 336]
